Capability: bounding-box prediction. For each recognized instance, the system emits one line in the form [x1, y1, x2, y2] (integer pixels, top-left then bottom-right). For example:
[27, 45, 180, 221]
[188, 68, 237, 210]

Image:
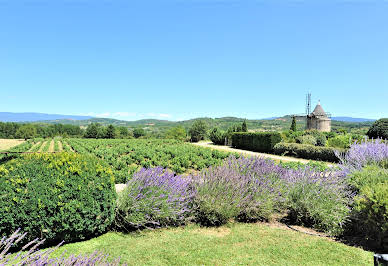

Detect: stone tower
[306, 101, 331, 132]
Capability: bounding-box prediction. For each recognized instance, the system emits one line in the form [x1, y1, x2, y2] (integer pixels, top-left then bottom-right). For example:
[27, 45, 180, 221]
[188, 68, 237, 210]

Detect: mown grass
[51, 223, 372, 265]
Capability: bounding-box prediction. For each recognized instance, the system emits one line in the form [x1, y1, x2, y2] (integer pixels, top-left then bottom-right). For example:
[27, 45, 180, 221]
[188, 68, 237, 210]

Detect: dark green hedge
[231, 132, 282, 153]
[273, 143, 344, 162]
[0, 153, 116, 247]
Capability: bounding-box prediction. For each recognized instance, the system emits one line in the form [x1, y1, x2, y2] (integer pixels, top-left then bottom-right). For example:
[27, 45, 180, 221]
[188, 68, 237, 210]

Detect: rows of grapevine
[66, 138, 235, 183]
[0, 140, 34, 161]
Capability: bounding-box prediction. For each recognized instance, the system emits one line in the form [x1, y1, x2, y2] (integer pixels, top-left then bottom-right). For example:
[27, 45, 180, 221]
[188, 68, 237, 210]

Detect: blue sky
[1, 0, 387, 121]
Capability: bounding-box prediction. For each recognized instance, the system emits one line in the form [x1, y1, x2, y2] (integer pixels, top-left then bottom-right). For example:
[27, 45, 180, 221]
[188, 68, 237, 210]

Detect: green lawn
[52, 223, 372, 265]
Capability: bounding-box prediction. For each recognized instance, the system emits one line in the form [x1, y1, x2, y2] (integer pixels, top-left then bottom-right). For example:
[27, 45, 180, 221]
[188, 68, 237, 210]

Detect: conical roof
[311, 101, 327, 116]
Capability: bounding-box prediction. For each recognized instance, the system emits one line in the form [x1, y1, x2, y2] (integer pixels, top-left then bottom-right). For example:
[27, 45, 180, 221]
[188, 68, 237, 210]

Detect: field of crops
[64, 138, 234, 183]
[0, 138, 234, 183]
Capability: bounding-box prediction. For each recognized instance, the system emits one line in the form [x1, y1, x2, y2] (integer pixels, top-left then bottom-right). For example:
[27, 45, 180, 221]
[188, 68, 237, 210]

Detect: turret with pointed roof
[307, 101, 331, 132]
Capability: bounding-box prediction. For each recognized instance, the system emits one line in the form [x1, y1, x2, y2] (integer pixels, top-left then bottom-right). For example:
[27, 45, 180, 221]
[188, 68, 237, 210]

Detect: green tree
[15, 125, 37, 140]
[290, 117, 297, 131]
[367, 118, 388, 140]
[133, 128, 146, 138]
[166, 126, 187, 141]
[242, 120, 248, 132]
[84, 123, 100, 138]
[105, 125, 116, 139]
[209, 127, 225, 145]
[189, 120, 208, 142]
[117, 126, 129, 138]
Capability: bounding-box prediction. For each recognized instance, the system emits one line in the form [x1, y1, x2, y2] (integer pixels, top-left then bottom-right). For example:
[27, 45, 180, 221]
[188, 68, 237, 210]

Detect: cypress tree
[290, 117, 297, 132]
[242, 120, 248, 132]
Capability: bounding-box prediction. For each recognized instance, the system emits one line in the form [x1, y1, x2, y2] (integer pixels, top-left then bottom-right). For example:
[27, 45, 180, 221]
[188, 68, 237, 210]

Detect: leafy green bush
[347, 165, 388, 248]
[296, 135, 317, 146]
[328, 134, 352, 149]
[279, 161, 332, 172]
[165, 126, 187, 141]
[0, 153, 116, 247]
[231, 132, 282, 153]
[209, 128, 225, 145]
[273, 143, 344, 162]
[189, 120, 208, 142]
[367, 118, 388, 140]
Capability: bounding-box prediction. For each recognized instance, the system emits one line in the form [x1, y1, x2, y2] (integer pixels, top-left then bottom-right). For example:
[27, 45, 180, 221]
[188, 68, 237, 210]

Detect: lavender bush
[191, 156, 286, 226]
[0, 229, 121, 265]
[337, 138, 388, 170]
[191, 156, 352, 235]
[283, 168, 352, 235]
[115, 167, 194, 230]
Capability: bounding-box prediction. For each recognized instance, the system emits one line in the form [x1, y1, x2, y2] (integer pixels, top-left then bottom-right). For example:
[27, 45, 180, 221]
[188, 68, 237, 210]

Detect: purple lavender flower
[337, 138, 388, 170]
[0, 229, 121, 265]
[116, 167, 194, 230]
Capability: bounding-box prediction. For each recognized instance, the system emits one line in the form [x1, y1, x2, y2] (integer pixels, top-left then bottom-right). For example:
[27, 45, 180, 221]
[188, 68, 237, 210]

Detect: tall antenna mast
[306, 92, 311, 115]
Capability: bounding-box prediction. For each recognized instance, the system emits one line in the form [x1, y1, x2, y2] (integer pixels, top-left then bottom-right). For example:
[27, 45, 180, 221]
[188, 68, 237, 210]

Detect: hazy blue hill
[332, 117, 375, 122]
[0, 112, 92, 122]
[0, 112, 376, 133]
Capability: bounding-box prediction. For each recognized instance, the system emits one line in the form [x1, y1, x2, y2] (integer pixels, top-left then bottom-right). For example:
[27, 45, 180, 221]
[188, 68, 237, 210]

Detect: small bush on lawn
[283, 168, 352, 236]
[274, 142, 343, 162]
[191, 156, 285, 226]
[0, 153, 116, 247]
[115, 167, 194, 230]
[347, 165, 388, 248]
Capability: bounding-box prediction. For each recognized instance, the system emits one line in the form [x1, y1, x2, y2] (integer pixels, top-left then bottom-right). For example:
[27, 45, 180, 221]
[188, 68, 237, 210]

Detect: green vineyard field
[65, 138, 235, 183]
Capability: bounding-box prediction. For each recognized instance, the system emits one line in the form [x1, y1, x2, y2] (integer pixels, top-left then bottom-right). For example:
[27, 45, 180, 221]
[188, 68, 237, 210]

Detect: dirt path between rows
[192, 141, 312, 164]
[38, 141, 48, 152]
[28, 141, 41, 152]
[48, 139, 55, 152]
[57, 141, 63, 151]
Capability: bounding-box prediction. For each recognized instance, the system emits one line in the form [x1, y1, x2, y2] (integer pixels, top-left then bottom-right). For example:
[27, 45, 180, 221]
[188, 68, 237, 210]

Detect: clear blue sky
[1, 0, 387, 121]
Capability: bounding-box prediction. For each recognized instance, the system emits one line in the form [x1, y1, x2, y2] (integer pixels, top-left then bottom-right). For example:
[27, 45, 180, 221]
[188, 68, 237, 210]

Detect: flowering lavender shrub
[191, 156, 352, 235]
[0, 229, 121, 265]
[191, 156, 286, 226]
[115, 167, 194, 230]
[337, 139, 388, 170]
[283, 168, 352, 235]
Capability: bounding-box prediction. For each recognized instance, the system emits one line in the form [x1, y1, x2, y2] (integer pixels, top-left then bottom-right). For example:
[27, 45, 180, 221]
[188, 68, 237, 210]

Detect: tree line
[0, 119, 250, 142]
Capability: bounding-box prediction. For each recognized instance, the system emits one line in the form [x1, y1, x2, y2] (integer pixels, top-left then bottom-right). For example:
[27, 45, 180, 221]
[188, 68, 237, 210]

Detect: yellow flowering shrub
[0, 153, 116, 247]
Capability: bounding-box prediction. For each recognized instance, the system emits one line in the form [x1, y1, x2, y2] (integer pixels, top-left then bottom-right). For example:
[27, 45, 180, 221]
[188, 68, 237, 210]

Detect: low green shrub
[273, 143, 344, 162]
[231, 132, 282, 153]
[347, 166, 388, 248]
[296, 135, 317, 146]
[0, 153, 116, 247]
[209, 128, 225, 145]
[315, 135, 327, 146]
[279, 161, 332, 172]
[328, 134, 352, 149]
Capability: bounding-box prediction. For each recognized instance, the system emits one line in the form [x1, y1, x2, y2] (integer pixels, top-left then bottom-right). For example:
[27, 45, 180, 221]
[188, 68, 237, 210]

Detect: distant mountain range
[0, 112, 377, 124]
[331, 117, 375, 123]
[0, 112, 92, 122]
[0, 112, 377, 133]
